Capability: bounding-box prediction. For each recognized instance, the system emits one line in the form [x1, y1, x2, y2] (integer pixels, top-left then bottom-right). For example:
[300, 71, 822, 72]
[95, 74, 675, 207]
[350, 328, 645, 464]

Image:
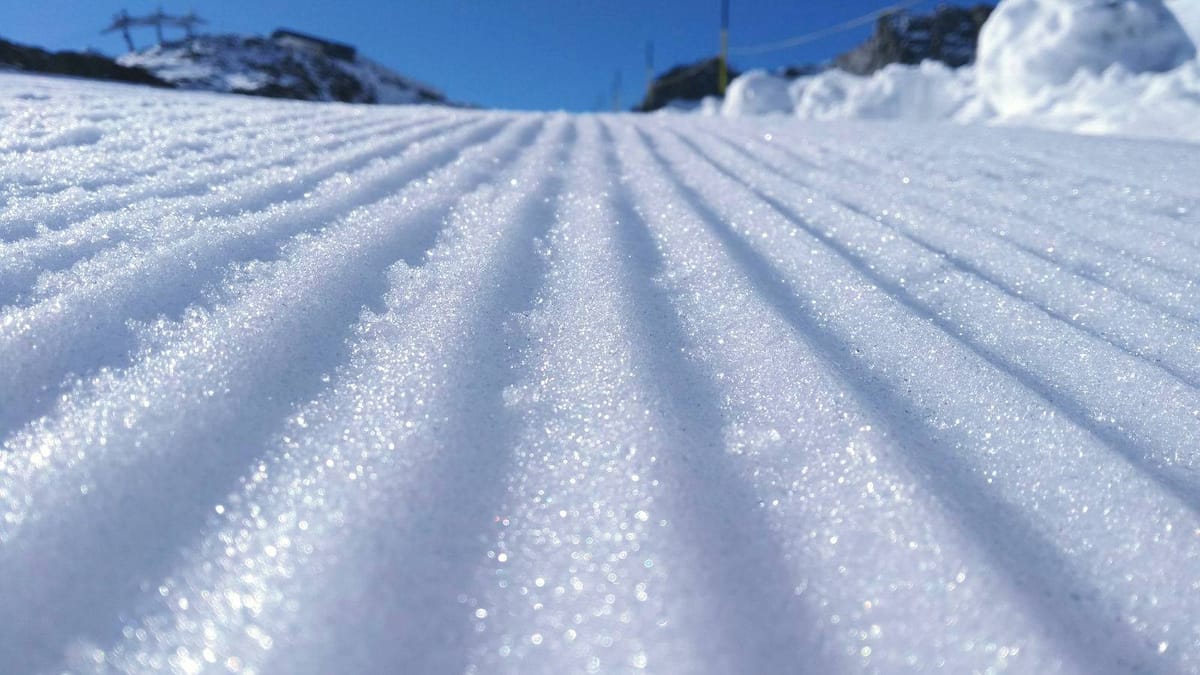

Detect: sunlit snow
[713, 0, 1200, 144]
[1, 71, 1199, 674]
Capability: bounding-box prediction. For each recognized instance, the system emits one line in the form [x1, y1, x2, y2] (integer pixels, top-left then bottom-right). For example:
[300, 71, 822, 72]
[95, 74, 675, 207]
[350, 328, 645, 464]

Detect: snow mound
[720, 70, 793, 116]
[976, 0, 1196, 115]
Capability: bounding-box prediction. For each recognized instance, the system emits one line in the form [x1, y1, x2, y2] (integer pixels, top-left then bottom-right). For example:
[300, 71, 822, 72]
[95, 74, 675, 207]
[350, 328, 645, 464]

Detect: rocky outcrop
[834, 4, 994, 76]
[636, 57, 740, 112]
[0, 37, 171, 88]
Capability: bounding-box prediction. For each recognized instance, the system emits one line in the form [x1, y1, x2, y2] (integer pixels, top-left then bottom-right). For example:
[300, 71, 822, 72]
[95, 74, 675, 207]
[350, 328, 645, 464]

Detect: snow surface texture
[715, 0, 1200, 143]
[3, 72, 1200, 674]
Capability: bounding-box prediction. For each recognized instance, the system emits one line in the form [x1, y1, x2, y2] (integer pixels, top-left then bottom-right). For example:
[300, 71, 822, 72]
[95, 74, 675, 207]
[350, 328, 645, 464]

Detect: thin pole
[154, 7, 165, 44]
[719, 0, 730, 95]
[104, 11, 137, 51]
[645, 40, 655, 99]
[612, 70, 622, 112]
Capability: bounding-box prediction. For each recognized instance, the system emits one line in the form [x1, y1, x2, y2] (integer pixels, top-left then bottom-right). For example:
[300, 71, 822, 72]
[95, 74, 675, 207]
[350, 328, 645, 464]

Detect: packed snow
[1, 69, 1199, 674]
[714, 0, 1200, 143]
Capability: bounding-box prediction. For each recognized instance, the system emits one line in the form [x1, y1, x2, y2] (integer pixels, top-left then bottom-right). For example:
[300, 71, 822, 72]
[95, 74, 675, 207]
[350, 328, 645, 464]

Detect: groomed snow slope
[2, 73, 1200, 674]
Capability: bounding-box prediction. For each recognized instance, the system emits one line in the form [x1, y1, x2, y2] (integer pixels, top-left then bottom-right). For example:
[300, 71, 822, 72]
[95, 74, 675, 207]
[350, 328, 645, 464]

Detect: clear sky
[1, 1, 936, 110]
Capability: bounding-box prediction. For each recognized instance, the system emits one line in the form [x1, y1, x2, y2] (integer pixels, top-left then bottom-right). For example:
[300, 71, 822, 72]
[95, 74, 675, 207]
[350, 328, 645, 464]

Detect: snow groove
[0, 115, 507, 439]
[726, 124, 1200, 321]
[0, 73, 1197, 674]
[0, 115, 463, 307]
[628, 121, 1200, 672]
[707, 125, 1200, 330]
[88, 116, 572, 675]
[0, 108, 426, 241]
[659, 126, 1200, 513]
[612, 121, 1088, 672]
[748, 122, 1200, 290]
[690, 129, 1200, 406]
[0, 115, 546, 674]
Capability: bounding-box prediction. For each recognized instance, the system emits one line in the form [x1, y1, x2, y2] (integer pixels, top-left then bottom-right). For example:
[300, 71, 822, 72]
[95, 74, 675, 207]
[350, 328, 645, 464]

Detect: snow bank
[716, 0, 1200, 142]
[976, 0, 1195, 115]
[788, 62, 983, 121]
[1001, 58, 1200, 137]
[714, 65, 983, 124]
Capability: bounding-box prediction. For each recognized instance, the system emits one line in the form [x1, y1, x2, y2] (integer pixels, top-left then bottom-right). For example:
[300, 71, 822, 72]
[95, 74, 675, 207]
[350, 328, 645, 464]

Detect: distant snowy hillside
[118, 33, 448, 105]
[0, 36, 170, 88]
[709, 0, 1200, 143]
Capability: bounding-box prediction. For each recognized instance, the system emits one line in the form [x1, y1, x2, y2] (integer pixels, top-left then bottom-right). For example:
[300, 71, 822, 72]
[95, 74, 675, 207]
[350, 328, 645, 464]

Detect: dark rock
[271, 29, 357, 62]
[834, 4, 994, 76]
[777, 63, 829, 79]
[636, 57, 740, 112]
[0, 36, 172, 87]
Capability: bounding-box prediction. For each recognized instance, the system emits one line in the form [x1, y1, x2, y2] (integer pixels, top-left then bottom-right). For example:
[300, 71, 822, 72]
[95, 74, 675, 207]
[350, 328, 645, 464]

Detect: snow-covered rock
[118, 33, 448, 105]
[976, 0, 1196, 115]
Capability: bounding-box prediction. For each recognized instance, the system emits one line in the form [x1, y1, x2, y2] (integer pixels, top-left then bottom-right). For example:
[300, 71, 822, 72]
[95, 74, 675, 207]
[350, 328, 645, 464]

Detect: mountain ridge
[117, 32, 452, 105]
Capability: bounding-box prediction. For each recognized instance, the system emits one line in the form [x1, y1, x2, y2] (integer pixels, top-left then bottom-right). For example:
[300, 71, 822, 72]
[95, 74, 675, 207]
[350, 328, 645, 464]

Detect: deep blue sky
[2, 1, 928, 110]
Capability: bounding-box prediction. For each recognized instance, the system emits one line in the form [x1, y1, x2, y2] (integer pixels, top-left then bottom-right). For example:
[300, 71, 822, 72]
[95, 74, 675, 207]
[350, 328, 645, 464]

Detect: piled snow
[787, 62, 982, 121]
[976, 0, 1195, 115]
[4, 71, 1200, 674]
[1000, 58, 1200, 137]
[715, 0, 1200, 142]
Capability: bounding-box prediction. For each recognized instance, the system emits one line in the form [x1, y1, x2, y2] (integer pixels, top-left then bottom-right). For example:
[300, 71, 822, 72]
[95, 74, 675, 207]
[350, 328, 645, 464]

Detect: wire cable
[729, 0, 929, 56]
